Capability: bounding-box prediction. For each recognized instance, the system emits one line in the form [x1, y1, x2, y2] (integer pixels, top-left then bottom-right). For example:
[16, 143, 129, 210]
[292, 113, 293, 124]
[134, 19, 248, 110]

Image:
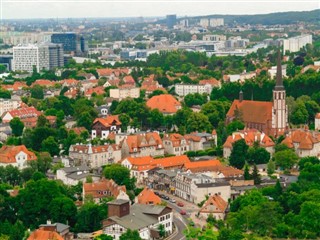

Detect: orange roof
[125, 155, 190, 171]
[282, 129, 320, 150]
[5, 106, 41, 120]
[60, 78, 79, 86]
[218, 165, 243, 177]
[163, 133, 187, 147]
[200, 194, 228, 214]
[85, 86, 105, 96]
[27, 228, 64, 240]
[69, 127, 87, 135]
[1, 81, 28, 91]
[0, 145, 37, 164]
[123, 75, 135, 84]
[315, 113, 320, 119]
[146, 94, 181, 114]
[31, 79, 55, 87]
[227, 100, 273, 125]
[199, 78, 221, 87]
[137, 187, 161, 205]
[184, 160, 222, 172]
[71, 144, 119, 154]
[83, 178, 126, 199]
[97, 68, 129, 77]
[122, 132, 163, 154]
[223, 129, 275, 148]
[93, 115, 121, 128]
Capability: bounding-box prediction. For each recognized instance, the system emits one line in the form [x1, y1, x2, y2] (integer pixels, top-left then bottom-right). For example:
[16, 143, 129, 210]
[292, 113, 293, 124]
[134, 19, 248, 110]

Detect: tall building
[283, 34, 312, 52]
[0, 55, 13, 71]
[12, 43, 64, 73]
[51, 33, 87, 55]
[209, 18, 224, 27]
[166, 14, 177, 29]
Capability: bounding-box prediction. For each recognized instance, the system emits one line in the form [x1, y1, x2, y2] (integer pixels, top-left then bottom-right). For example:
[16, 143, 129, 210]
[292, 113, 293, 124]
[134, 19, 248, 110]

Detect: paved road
[165, 201, 188, 240]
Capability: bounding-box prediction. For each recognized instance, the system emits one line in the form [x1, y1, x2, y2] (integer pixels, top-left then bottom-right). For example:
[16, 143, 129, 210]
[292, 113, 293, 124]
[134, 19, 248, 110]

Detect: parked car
[160, 194, 166, 199]
[170, 198, 176, 203]
[177, 202, 184, 207]
[154, 192, 160, 196]
[180, 210, 187, 215]
[164, 195, 170, 200]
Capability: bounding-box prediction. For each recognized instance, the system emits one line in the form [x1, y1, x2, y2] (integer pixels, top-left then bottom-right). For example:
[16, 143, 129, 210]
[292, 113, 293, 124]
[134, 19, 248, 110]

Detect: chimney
[239, 90, 243, 102]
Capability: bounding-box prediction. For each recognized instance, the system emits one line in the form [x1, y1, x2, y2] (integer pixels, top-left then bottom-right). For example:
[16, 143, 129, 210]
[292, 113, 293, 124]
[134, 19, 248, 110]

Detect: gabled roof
[83, 178, 126, 199]
[199, 78, 221, 87]
[85, 86, 105, 96]
[163, 133, 187, 147]
[5, 106, 41, 119]
[183, 160, 222, 173]
[146, 94, 181, 114]
[137, 187, 161, 205]
[0, 145, 37, 163]
[27, 228, 64, 240]
[31, 79, 55, 87]
[227, 100, 272, 124]
[282, 128, 320, 150]
[199, 194, 228, 214]
[93, 115, 121, 128]
[122, 132, 163, 153]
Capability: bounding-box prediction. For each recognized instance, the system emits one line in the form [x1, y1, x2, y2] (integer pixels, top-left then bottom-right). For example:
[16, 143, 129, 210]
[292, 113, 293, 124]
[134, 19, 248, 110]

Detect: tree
[247, 147, 270, 164]
[148, 109, 164, 129]
[41, 136, 60, 156]
[229, 139, 248, 169]
[158, 224, 166, 238]
[244, 164, 251, 180]
[10, 117, 24, 137]
[30, 85, 44, 99]
[104, 164, 135, 190]
[0, 89, 11, 99]
[119, 229, 142, 240]
[77, 112, 94, 130]
[186, 112, 212, 133]
[298, 156, 319, 170]
[226, 120, 245, 135]
[252, 164, 261, 185]
[94, 234, 113, 240]
[36, 115, 49, 127]
[0, 64, 6, 74]
[267, 160, 276, 175]
[119, 114, 130, 132]
[274, 149, 299, 170]
[184, 93, 207, 107]
[49, 197, 77, 226]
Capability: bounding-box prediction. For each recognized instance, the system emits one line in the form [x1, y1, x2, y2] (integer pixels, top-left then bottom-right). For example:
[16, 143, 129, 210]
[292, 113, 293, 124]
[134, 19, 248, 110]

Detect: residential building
[183, 160, 222, 172]
[119, 132, 164, 158]
[109, 86, 140, 100]
[162, 133, 190, 156]
[209, 18, 224, 27]
[203, 35, 226, 41]
[83, 178, 129, 203]
[37, 221, 73, 240]
[268, 64, 287, 78]
[69, 143, 121, 168]
[175, 83, 212, 97]
[91, 115, 122, 139]
[12, 43, 64, 72]
[0, 81, 27, 92]
[136, 187, 161, 205]
[0, 145, 37, 169]
[121, 155, 190, 184]
[147, 169, 178, 193]
[315, 113, 320, 130]
[184, 131, 217, 151]
[283, 34, 312, 52]
[226, 51, 288, 137]
[28, 226, 65, 240]
[281, 128, 320, 158]
[0, 98, 21, 117]
[146, 94, 181, 115]
[2, 106, 41, 123]
[223, 129, 275, 158]
[102, 199, 173, 240]
[56, 166, 99, 186]
[198, 194, 228, 220]
[175, 172, 231, 204]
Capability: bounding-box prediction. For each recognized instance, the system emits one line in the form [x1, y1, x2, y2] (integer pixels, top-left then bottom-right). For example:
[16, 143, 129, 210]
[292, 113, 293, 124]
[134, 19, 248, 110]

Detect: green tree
[267, 160, 276, 175]
[158, 224, 166, 238]
[41, 136, 60, 156]
[252, 164, 261, 185]
[94, 234, 113, 240]
[247, 147, 270, 165]
[119, 114, 130, 132]
[274, 149, 299, 170]
[30, 85, 44, 99]
[36, 115, 49, 127]
[10, 117, 24, 136]
[244, 164, 251, 180]
[226, 120, 245, 135]
[186, 112, 212, 133]
[229, 139, 248, 169]
[49, 196, 77, 226]
[104, 164, 135, 190]
[119, 229, 142, 240]
[0, 89, 11, 99]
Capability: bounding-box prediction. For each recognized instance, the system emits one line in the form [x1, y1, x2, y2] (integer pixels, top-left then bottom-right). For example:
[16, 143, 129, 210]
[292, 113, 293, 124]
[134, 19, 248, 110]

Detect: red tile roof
[137, 187, 161, 205]
[0, 145, 37, 163]
[31, 79, 55, 87]
[5, 106, 41, 120]
[200, 194, 228, 214]
[85, 86, 105, 96]
[93, 115, 121, 128]
[282, 129, 320, 150]
[163, 133, 187, 147]
[83, 178, 126, 199]
[1, 81, 28, 91]
[122, 132, 163, 154]
[146, 94, 181, 114]
[183, 160, 222, 172]
[199, 78, 221, 87]
[27, 228, 64, 240]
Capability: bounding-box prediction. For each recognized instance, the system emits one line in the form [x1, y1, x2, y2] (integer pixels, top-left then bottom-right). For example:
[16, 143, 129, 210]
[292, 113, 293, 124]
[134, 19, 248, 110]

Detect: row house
[175, 172, 231, 204]
[162, 133, 190, 156]
[102, 199, 173, 240]
[69, 143, 121, 168]
[83, 178, 129, 203]
[147, 168, 178, 193]
[91, 115, 122, 139]
[1, 106, 41, 123]
[119, 132, 164, 158]
[0, 145, 37, 169]
[56, 166, 100, 186]
[0, 98, 22, 117]
[223, 129, 275, 158]
[281, 128, 320, 158]
[121, 155, 190, 184]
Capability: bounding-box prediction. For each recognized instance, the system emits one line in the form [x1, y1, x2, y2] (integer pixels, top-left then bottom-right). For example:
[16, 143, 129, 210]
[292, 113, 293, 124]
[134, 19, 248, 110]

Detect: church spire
[275, 49, 284, 90]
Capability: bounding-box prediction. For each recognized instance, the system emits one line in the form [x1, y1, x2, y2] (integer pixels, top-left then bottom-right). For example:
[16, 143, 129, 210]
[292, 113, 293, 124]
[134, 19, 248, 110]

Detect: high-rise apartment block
[12, 43, 64, 72]
[200, 18, 224, 28]
[283, 34, 312, 53]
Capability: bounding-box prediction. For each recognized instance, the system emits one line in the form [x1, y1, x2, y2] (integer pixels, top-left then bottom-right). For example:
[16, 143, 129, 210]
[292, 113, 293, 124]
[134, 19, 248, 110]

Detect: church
[226, 51, 288, 137]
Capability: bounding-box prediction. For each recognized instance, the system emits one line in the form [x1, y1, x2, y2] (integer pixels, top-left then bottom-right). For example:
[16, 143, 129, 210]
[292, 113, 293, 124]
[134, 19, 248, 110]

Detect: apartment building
[175, 83, 212, 97]
[283, 34, 312, 52]
[109, 86, 140, 100]
[0, 145, 37, 169]
[162, 133, 190, 156]
[0, 98, 21, 117]
[202, 34, 226, 41]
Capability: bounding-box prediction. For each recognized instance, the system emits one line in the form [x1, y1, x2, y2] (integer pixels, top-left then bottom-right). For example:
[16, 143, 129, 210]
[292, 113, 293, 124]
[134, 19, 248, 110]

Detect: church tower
[271, 50, 288, 136]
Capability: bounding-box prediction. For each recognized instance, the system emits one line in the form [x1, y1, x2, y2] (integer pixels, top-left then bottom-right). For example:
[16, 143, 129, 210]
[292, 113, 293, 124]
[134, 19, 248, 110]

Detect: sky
[1, 0, 319, 19]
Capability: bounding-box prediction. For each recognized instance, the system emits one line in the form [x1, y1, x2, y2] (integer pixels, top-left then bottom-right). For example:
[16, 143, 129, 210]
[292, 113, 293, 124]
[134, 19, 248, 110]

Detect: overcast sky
[1, 0, 319, 19]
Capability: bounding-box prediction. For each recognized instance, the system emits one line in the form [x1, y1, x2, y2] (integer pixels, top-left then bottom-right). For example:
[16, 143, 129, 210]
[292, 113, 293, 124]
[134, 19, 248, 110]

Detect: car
[180, 210, 187, 215]
[177, 202, 184, 207]
[164, 195, 170, 200]
[160, 194, 166, 199]
[154, 192, 160, 196]
[170, 198, 176, 203]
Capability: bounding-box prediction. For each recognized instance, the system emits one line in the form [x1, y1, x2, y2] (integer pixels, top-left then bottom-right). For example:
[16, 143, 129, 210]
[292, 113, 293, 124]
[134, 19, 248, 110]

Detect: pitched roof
[5, 106, 41, 119]
[85, 86, 105, 96]
[199, 78, 221, 87]
[83, 178, 126, 199]
[122, 132, 163, 154]
[227, 100, 272, 124]
[1, 81, 28, 91]
[163, 133, 187, 147]
[93, 115, 121, 128]
[137, 187, 161, 205]
[27, 227, 64, 240]
[146, 94, 181, 114]
[199, 194, 228, 214]
[31, 79, 55, 87]
[71, 144, 119, 154]
[282, 129, 320, 150]
[0, 145, 37, 163]
[183, 160, 222, 173]
[316, 113, 320, 119]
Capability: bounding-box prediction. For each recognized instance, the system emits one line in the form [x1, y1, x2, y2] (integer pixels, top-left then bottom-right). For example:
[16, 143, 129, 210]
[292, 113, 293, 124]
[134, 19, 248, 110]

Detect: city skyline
[1, 0, 319, 19]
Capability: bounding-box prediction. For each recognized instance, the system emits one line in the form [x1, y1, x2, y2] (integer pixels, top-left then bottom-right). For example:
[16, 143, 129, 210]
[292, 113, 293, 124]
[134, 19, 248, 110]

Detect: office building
[283, 34, 312, 53]
[12, 43, 64, 73]
[166, 14, 177, 29]
[0, 55, 13, 71]
[51, 33, 87, 55]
